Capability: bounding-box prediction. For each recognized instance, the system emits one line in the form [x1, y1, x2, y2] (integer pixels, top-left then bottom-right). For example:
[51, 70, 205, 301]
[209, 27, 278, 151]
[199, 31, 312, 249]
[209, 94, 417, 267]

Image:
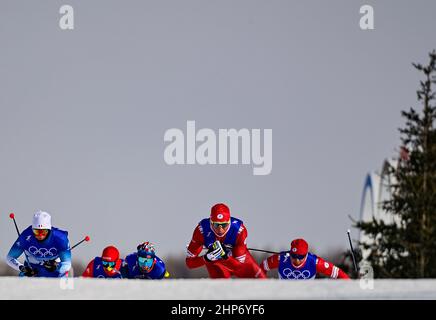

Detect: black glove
[19, 265, 38, 277]
[43, 260, 58, 272]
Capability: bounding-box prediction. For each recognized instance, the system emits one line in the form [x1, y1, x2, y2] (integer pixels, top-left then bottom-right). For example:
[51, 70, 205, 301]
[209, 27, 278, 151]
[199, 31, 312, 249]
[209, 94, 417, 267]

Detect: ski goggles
[33, 229, 49, 237]
[102, 260, 116, 268]
[290, 253, 307, 260]
[211, 221, 230, 229]
[138, 256, 154, 269]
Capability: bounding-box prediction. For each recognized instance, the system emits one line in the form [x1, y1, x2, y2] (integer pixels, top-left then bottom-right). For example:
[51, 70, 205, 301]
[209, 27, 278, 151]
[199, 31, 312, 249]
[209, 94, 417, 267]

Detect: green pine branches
[356, 51, 436, 278]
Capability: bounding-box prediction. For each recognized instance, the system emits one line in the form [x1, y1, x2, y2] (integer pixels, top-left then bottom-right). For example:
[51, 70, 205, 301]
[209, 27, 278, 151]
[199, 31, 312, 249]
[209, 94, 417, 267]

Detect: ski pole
[347, 229, 358, 274]
[9, 213, 20, 237]
[9, 212, 31, 267]
[71, 236, 90, 250]
[248, 248, 288, 255]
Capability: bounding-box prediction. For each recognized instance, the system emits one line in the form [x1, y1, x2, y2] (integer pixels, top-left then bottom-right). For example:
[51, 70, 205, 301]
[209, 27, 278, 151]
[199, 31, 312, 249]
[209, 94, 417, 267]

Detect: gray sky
[1, 0, 435, 263]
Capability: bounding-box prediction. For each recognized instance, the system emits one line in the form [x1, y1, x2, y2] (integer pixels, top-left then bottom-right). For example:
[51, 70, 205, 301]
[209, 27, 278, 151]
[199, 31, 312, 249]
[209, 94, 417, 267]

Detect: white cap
[32, 210, 52, 230]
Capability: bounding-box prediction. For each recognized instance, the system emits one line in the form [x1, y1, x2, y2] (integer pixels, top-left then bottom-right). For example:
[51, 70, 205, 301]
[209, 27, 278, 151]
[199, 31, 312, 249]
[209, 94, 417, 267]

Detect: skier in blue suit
[121, 242, 169, 279]
[6, 211, 72, 278]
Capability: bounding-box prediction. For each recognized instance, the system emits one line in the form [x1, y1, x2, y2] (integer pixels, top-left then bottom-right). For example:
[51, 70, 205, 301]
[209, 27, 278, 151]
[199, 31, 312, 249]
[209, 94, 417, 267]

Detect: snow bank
[1, 277, 435, 300]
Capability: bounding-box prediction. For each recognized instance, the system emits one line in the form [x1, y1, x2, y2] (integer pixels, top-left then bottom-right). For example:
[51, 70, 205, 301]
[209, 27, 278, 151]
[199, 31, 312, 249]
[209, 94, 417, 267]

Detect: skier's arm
[260, 254, 280, 274]
[53, 237, 72, 275]
[82, 260, 95, 277]
[186, 226, 207, 269]
[57, 249, 72, 275]
[5, 239, 25, 272]
[316, 257, 350, 279]
[120, 261, 130, 278]
[154, 258, 167, 279]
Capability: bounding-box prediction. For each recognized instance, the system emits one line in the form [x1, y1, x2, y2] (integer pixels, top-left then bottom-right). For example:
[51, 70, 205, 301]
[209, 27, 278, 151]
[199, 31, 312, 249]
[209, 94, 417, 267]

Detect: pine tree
[356, 51, 436, 278]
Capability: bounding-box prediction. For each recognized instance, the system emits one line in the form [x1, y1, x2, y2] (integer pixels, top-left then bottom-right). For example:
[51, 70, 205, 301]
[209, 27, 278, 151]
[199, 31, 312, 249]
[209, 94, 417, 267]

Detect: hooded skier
[5, 210, 72, 277]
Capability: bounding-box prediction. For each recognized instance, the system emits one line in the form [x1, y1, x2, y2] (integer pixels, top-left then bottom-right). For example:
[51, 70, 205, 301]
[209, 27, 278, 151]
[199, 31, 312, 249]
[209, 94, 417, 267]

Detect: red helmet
[210, 203, 230, 223]
[101, 246, 119, 262]
[290, 238, 308, 256]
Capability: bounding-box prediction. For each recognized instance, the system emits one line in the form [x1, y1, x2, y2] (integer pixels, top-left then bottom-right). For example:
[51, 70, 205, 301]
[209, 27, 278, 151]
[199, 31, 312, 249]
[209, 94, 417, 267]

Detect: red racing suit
[82, 257, 123, 278]
[186, 221, 266, 279]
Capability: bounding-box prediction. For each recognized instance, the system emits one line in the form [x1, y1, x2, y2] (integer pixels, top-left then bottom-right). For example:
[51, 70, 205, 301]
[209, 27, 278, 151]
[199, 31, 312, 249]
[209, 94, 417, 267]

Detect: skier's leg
[253, 263, 267, 278]
[234, 259, 266, 278]
[206, 261, 232, 278]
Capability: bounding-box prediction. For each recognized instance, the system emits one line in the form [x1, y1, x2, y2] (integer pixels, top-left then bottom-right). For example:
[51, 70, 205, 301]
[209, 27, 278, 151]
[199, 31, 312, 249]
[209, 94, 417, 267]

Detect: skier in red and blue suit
[82, 245, 123, 279]
[186, 203, 266, 279]
[121, 242, 169, 279]
[260, 238, 350, 280]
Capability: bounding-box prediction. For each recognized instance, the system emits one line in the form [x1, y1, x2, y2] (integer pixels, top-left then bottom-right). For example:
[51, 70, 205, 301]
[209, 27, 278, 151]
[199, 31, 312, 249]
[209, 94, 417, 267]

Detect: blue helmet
[137, 241, 156, 257]
[137, 242, 156, 272]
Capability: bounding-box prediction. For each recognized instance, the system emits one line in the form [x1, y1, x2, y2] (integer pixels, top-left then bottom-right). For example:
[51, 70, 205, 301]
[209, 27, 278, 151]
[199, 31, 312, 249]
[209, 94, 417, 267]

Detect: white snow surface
[1, 278, 436, 300]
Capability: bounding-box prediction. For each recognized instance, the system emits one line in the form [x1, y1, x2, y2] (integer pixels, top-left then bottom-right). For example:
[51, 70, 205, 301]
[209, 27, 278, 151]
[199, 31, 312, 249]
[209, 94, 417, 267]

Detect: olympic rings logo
[28, 246, 58, 258]
[282, 268, 313, 279]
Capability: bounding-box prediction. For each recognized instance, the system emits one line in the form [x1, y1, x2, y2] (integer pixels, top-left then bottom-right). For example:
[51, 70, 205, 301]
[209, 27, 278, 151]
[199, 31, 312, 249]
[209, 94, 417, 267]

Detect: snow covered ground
[1, 277, 436, 299]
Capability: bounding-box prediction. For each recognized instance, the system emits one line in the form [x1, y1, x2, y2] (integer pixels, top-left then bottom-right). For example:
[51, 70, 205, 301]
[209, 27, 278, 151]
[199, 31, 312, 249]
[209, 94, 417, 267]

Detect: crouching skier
[186, 203, 266, 279]
[5, 211, 72, 277]
[121, 242, 169, 279]
[260, 238, 350, 280]
[82, 245, 123, 278]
